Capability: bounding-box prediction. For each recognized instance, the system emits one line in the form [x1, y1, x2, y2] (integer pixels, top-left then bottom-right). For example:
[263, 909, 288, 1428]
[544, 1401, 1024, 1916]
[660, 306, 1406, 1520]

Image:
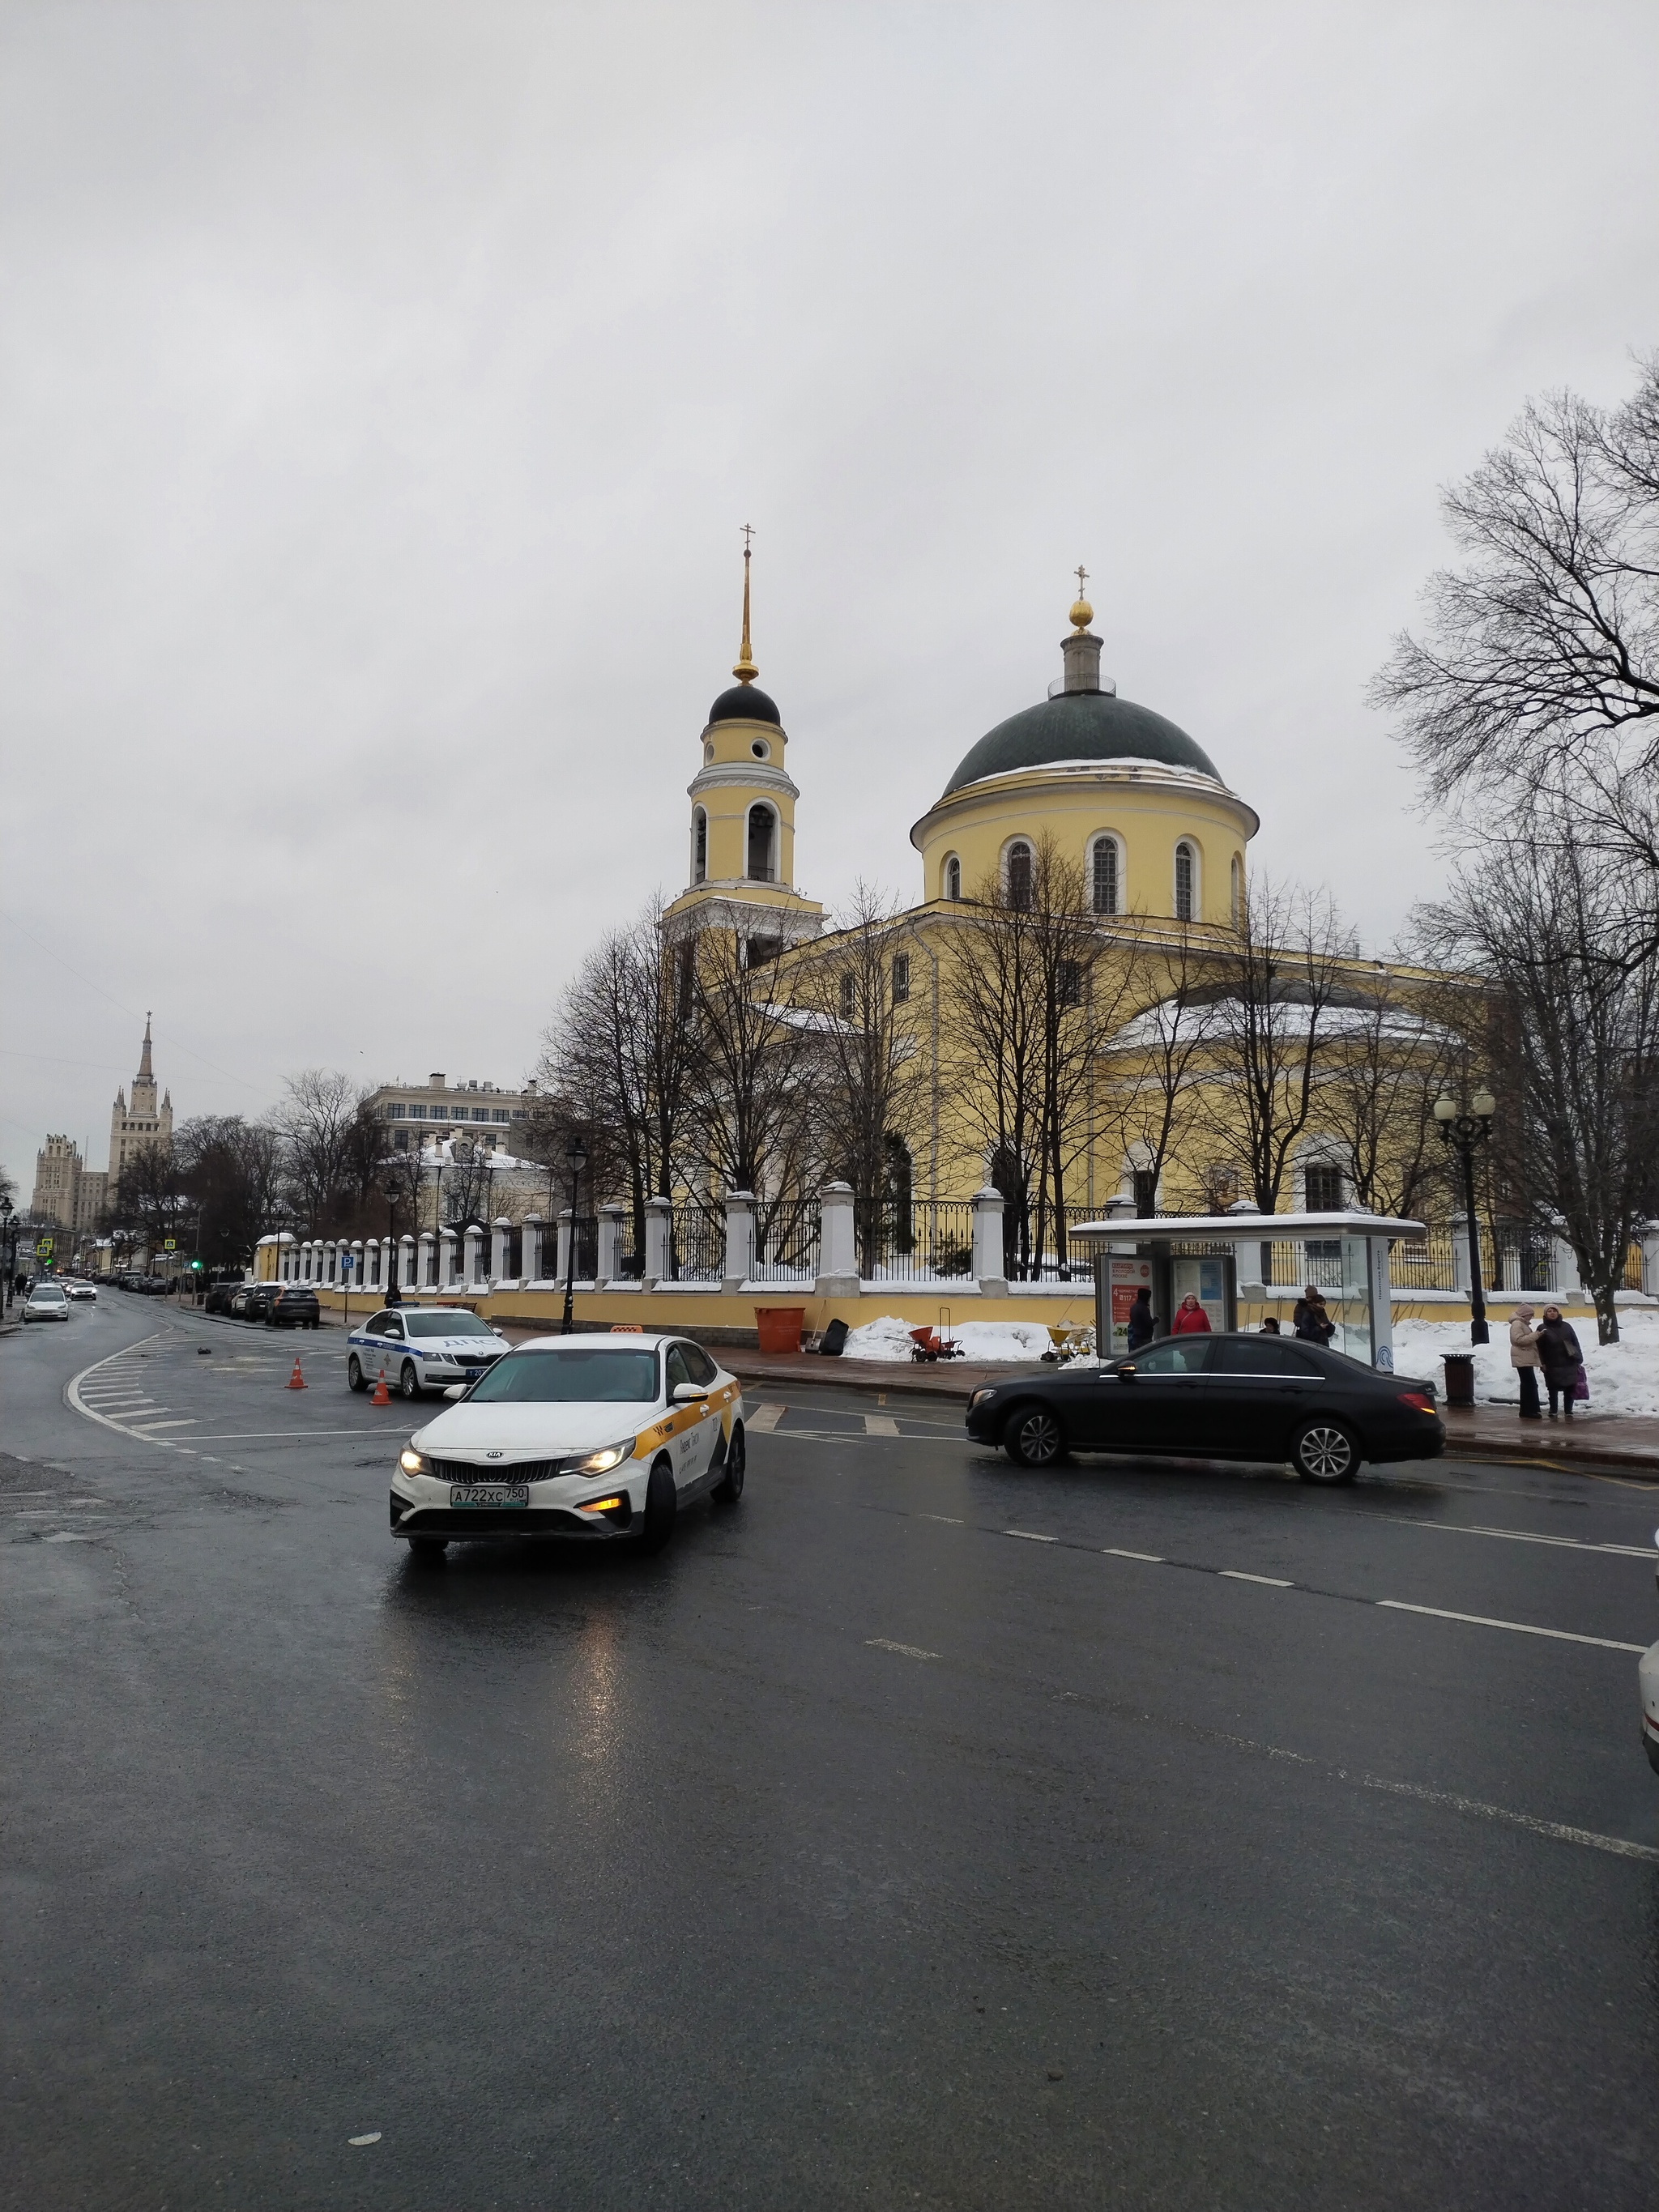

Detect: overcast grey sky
[4, 0, 1656, 1181]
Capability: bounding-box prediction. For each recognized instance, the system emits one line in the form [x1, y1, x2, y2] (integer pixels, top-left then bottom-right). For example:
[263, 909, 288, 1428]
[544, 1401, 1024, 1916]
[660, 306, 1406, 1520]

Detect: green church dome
[945, 690, 1221, 795]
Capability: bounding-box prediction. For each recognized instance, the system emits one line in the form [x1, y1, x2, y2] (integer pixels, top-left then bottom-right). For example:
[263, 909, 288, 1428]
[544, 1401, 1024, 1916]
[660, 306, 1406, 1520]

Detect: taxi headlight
[399, 1447, 431, 1476]
[574, 1438, 635, 1476]
[968, 1387, 996, 1410]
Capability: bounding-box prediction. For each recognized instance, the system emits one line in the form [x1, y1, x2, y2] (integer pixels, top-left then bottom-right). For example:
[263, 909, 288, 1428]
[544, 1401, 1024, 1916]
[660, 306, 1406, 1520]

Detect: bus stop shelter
[1068, 1211, 1428, 1372]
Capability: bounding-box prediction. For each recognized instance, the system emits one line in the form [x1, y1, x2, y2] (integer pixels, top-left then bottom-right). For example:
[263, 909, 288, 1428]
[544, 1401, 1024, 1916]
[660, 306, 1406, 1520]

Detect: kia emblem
[485, 1450, 503, 1460]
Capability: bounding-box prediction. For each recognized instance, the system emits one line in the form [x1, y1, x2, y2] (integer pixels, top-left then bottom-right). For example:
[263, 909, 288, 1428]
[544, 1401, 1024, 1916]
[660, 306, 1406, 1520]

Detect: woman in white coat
[1509, 1304, 1542, 1422]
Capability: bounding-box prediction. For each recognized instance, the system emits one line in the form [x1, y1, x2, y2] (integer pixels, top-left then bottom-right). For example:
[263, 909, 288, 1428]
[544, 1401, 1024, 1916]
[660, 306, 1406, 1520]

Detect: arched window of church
[1174, 841, 1196, 922]
[943, 855, 961, 902]
[1006, 841, 1033, 910]
[693, 808, 707, 884]
[1091, 837, 1119, 915]
[1230, 853, 1243, 927]
[747, 804, 774, 882]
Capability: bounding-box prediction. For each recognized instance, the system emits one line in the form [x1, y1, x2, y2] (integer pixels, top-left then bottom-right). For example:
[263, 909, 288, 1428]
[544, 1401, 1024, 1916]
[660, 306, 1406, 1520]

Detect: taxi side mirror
[672, 1382, 708, 1403]
[442, 1383, 468, 1400]
[1115, 1364, 1137, 1380]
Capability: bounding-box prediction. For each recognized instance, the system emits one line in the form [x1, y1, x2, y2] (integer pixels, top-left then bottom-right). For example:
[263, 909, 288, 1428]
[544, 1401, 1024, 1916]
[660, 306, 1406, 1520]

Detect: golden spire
[732, 523, 757, 684]
[1069, 563, 1094, 632]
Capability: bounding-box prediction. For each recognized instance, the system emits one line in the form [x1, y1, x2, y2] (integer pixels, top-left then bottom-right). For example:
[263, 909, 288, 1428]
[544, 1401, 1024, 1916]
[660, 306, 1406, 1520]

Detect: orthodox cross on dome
[1069, 563, 1094, 633]
[732, 524, 758, 684]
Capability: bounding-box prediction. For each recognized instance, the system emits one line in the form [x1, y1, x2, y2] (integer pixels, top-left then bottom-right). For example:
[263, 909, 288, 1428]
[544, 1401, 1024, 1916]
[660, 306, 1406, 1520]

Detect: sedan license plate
[450, 1485, 529, 1508]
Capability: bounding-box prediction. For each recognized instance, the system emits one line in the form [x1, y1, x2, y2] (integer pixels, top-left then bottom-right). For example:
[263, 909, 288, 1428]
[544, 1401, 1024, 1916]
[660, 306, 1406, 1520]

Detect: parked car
[267, 1284, 320, 1330]
[347, 1306, 509, 1399]
[235, 1283, 276, 1321]
[203, 1281, 241, 1315]
[23, 1281, 72, 1323]
[390, 1332, 744, 1558]
[964, 1332, 1445, 1483]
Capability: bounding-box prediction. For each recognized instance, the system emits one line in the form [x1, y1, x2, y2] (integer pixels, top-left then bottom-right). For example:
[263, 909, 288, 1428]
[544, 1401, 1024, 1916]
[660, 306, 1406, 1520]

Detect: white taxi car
[346, 1304, 509, 1399]
[390, 1332, 744, 1558]
[23, 1281, 71, 1323]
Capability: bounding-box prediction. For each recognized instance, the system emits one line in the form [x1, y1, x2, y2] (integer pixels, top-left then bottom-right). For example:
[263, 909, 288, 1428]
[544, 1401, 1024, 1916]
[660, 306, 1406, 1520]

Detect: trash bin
[754, 1306, 806, 1354]
[1441, 1351, 1476, 1407]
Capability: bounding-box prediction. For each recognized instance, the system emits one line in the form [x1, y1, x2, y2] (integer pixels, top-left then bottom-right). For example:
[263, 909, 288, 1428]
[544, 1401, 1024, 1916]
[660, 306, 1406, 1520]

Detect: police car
[390, 1332, 744, 1558]
[346, 1304, 509, 1398]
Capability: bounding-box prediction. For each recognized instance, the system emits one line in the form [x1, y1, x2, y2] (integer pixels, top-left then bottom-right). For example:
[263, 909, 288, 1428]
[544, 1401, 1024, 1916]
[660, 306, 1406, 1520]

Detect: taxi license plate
[450, 1485, 529, 1507]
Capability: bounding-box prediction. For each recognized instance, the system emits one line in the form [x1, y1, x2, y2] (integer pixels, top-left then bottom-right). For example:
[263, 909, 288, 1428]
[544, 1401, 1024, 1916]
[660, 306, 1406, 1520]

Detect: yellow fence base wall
[301, 1281, 1621, 1342]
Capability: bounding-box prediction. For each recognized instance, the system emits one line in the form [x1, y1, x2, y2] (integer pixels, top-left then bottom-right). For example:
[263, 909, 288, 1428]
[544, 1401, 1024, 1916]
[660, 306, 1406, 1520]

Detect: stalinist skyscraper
[108, 1016, 173, 1200]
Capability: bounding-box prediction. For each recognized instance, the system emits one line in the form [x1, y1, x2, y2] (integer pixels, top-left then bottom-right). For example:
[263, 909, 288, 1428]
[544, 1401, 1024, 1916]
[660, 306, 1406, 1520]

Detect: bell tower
[663, 531, 823, 955]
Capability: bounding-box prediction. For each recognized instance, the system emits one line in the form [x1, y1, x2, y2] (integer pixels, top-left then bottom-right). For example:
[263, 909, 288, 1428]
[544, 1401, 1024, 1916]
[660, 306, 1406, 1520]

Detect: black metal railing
[751, 1197, 821, 1283]
[860, 1200, 976, 1282]
[667, 1206, 725, 1282]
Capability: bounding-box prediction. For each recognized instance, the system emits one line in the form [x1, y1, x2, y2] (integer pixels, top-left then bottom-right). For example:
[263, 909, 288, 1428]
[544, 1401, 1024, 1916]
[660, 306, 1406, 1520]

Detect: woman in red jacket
[1172, 1294, 1211, 1335]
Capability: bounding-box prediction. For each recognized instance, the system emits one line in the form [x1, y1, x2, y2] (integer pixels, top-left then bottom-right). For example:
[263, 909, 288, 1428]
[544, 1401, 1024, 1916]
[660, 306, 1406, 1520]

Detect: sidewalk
[714, 1346, 1659, 1477]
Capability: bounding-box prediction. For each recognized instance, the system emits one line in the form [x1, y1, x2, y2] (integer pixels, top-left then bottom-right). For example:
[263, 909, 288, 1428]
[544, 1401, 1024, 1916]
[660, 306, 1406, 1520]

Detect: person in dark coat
[1535, 1306, 1583, 1418]
[1292, 1285, 1335, 1345]
[1260, 1315, 1282, 1335]
[1124, 1286, 1155, 1352]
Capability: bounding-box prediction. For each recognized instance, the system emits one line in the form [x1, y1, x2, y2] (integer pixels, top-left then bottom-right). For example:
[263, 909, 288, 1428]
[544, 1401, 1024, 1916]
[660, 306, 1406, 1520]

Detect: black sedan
[966, 1332, 1444, 1484]
[266, 1284, 320, 1329]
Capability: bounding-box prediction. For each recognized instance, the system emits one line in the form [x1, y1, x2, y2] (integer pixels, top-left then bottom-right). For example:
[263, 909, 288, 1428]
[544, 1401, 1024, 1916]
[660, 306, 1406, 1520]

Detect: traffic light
[190, 1259, 203, 1272]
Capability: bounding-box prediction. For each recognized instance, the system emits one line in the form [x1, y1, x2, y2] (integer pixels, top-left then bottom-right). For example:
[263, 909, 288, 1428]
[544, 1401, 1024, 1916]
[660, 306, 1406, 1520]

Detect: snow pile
[842, 1314, 1053, 1363]
[1391, 1311, 1659, 1420]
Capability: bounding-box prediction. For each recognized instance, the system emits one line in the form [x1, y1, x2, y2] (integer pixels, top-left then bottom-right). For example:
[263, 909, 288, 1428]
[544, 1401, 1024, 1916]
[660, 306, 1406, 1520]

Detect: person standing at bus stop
[1508, 1303, 1542, 1421]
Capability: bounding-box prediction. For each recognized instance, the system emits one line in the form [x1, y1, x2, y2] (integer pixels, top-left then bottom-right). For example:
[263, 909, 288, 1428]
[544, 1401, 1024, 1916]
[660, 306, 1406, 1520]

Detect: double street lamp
[561, 1132, 588, 1336]
[1434, 1086, 1497, 1345]
[0, 1196, 13, 1311]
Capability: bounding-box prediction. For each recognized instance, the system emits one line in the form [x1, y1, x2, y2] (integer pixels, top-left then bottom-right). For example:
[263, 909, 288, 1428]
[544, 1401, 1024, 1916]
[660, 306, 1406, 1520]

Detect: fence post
[598, 1203, 625, 1285]
[973, 1186, 1009, 1296]
[816, 1180, 859, 1296]
[521, 1214, 542, 1285]
[643, 1199, 671, 1288]
[1642, 1221, 1659, 1299]
[722, 1191, 755, 1292]
[461, 1225, 483, 1285]
[491, 1215, 513, 1285]
[1548, 1217, 1580, 1298]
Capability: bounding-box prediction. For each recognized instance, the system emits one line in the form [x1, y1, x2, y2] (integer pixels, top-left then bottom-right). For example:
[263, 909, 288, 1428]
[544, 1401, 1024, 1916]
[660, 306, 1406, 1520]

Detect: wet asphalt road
[4, 1298, 1659, 2212]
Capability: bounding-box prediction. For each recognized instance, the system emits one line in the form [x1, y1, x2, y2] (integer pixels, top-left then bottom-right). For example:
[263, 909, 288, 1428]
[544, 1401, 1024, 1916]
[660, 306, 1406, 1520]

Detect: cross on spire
[732, 526, 757, 683]
[1075, 565, 1089, 598]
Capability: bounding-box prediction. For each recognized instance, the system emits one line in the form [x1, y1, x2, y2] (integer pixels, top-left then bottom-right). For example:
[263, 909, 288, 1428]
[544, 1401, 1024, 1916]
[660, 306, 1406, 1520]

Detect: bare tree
[794, 882, 928, 1274]
[1371, 358, 1659, 955]
[1205, 876, 1350, 1274]
[684, 927, 817, 1249]
[1318, 965, 1463, 1221]
[1418, 831, 1659, 1344]
[940, 860, 1046, 1276]
[277, 1070, 377, 1229]
[1098, 922, 1219, 1216]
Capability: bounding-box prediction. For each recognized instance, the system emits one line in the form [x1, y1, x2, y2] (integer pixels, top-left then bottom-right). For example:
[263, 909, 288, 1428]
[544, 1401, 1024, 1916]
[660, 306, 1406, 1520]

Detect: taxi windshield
[467, 1349, 659, 1403]
[405, 1311, 493, 1339]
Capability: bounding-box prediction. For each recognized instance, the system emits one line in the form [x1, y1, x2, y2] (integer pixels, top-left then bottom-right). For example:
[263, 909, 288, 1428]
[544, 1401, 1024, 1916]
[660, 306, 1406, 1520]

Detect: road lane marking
[866, 1639, 941, 1660]
[1376, 1516, 1657, 1560]
[889, 1508, 1650, 1659]
[1375, 1600, 1645, 1653]
[919, 1513, 964, 1524]
[748, 1404, 787, 1433]
[128, 1420, 198, 1434]
[864, 1413, 901, 1437]
[1354, 1774, 1659, 1865]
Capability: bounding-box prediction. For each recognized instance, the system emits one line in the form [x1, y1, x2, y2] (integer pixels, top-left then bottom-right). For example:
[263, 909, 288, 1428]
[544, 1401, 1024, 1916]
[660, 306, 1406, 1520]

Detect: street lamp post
[0, 1196, 13, 1311]
[1435, 1086, 1497, 1346]
[561, 1132, 588, 1336]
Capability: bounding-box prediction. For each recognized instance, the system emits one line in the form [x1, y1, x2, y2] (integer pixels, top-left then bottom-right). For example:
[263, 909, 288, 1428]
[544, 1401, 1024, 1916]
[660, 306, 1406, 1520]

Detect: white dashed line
[747, 1403, 787, 1434]
[1375, 1600, 1645, 1653]
[1220, 1570, 1295, 1588]
[1102, 1546, 1164, 1563]
[864, 1413, 901, 1437]
[1004, 1529, 1057, 1543]
[1357, 1773, 1659, 1864]
[867, 1638, 941, 1660]
[1381, 1516, 1657, 1561]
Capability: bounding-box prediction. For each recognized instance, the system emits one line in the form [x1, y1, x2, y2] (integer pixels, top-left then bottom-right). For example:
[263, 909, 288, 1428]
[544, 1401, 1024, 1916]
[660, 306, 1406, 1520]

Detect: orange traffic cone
[287, 1358, 307, 1390]
[370, 1368, 390, 1407]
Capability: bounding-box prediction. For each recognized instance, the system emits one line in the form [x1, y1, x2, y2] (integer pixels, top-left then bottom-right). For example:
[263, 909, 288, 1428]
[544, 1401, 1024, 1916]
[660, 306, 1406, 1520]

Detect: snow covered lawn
[842, 1315, 1053, 1363]
[1391, 1311, 1659, 1420]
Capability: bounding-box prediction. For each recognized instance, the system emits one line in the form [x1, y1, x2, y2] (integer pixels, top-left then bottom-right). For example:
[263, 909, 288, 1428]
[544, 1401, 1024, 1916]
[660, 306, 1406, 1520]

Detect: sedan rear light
[1396, 1391, 1435, 1413]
